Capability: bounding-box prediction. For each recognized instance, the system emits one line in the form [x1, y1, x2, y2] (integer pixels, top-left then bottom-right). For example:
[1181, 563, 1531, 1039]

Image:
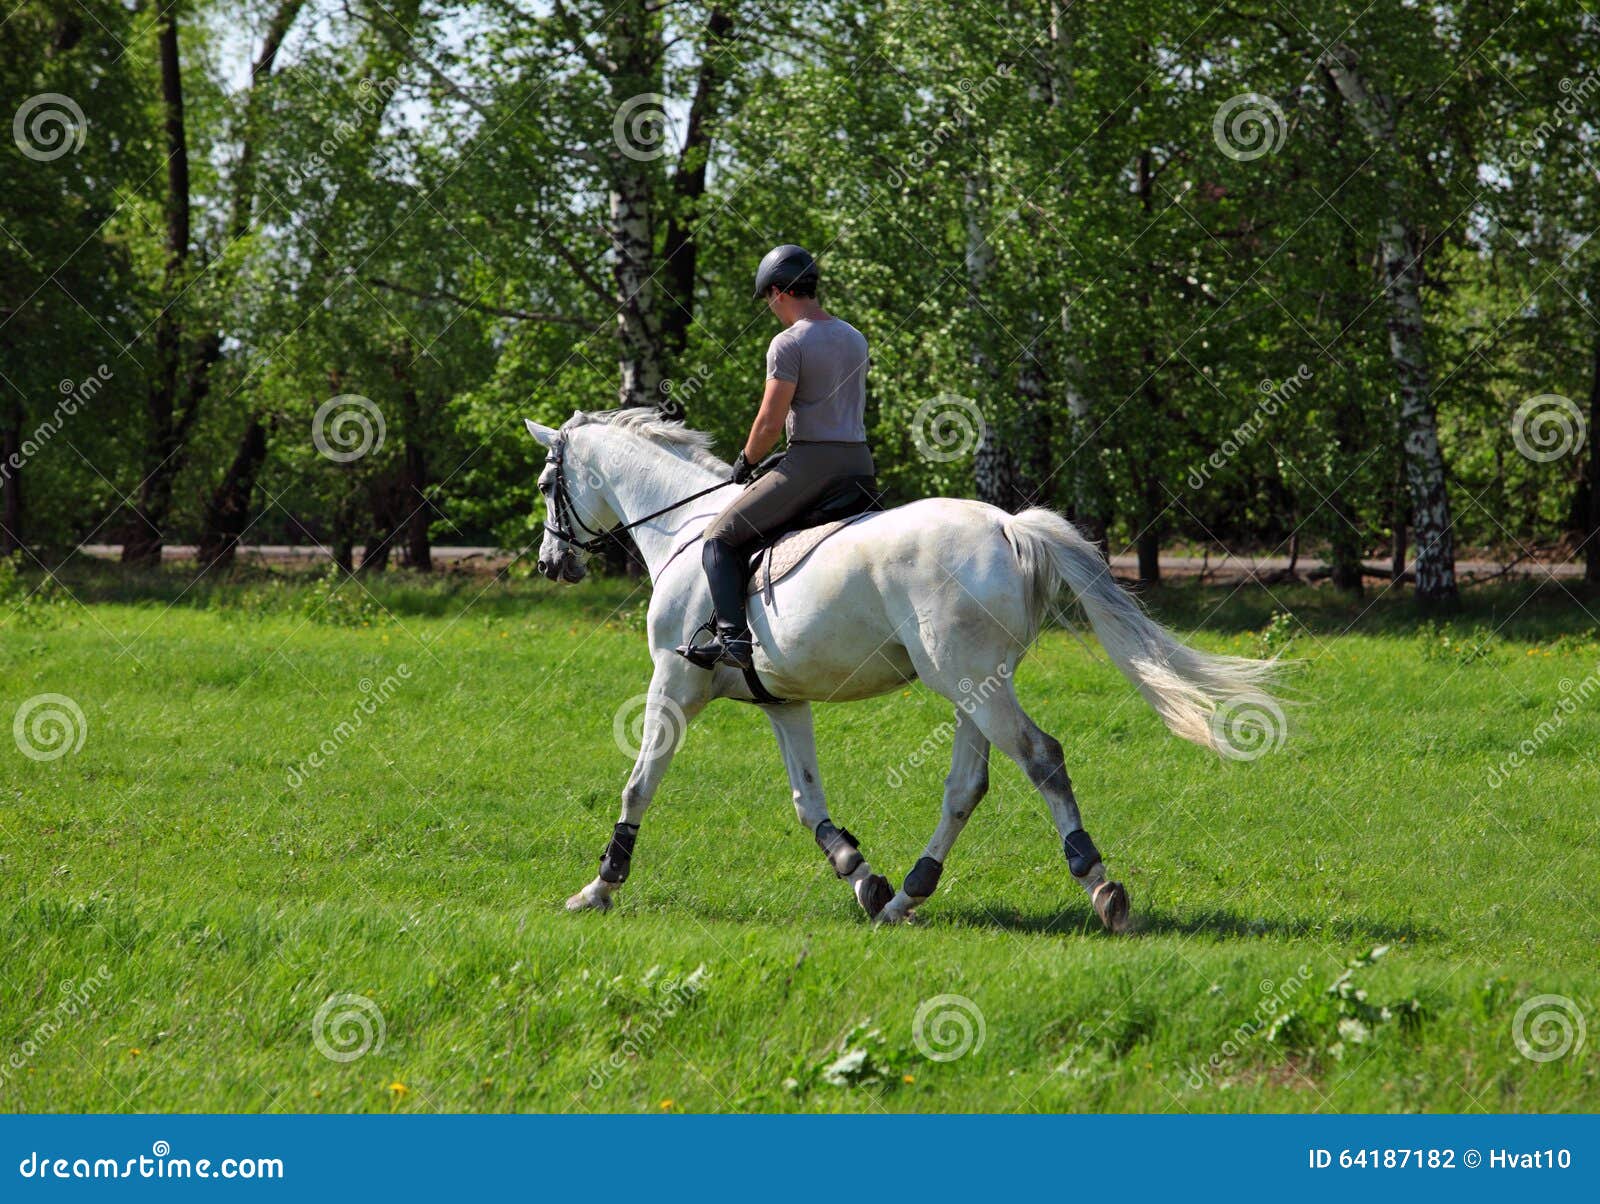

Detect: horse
[525, 408, 1282, 931]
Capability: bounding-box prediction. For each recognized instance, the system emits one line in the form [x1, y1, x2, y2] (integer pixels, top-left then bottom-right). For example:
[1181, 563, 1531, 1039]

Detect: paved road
[78, 543, 504, 564]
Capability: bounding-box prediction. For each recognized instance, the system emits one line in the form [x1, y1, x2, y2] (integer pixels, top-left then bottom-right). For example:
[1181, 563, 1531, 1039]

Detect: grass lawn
[2, 562, 1598, 1113]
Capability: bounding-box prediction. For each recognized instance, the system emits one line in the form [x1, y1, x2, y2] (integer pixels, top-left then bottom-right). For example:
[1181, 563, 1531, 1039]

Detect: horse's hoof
[565, 883, 613, 913]
[857, 873, 895, 919]
[874, 890, 918, 925]
[1091, 880, 1130, 933]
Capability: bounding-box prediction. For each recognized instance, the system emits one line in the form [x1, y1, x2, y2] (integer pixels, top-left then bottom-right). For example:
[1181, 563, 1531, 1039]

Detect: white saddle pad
[749, 514, 873, 599]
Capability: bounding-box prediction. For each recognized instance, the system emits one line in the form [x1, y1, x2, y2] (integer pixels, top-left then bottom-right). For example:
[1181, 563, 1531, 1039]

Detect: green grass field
[2, 562, 1597, 1113]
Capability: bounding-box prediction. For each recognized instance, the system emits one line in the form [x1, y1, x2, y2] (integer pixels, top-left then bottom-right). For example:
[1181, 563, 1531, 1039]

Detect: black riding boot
[675, 538, 754, 670]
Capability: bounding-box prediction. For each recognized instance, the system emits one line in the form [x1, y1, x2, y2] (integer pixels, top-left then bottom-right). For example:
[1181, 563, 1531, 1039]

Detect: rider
[676, 244, 875, 670]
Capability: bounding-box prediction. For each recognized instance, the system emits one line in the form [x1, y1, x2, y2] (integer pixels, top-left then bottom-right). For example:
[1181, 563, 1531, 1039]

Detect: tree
[0, 0, 147, 556]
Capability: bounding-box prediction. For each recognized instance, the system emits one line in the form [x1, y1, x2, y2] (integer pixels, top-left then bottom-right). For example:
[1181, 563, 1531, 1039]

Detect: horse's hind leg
[766, 702, 895, 919]
[877, 710, 989, 925]
[566, 659, 706, 914]
[965, 681, 1130, 933]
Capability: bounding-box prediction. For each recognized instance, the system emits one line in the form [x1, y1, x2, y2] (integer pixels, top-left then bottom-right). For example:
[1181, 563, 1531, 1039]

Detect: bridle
[542, 433, 737, 555]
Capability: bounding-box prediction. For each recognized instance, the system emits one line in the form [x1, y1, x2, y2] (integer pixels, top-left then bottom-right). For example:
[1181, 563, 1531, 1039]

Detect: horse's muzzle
[538, 554, 586, 583]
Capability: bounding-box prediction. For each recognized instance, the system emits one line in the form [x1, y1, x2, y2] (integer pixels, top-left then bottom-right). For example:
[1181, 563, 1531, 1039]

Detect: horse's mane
[563, 408, 727, 473]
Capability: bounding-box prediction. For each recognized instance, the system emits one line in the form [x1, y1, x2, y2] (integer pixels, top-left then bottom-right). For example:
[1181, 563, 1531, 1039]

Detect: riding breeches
[703, 440, 876, 550]
[699, 440, 875, 636]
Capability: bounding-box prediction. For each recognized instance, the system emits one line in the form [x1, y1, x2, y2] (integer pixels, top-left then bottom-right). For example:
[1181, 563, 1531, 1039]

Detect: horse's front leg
[566, 657, 706, 913]
[766, 701, 896, 919]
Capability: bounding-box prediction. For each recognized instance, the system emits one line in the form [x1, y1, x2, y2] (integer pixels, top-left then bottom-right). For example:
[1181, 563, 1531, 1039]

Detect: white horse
[526, 408, 1280, 930]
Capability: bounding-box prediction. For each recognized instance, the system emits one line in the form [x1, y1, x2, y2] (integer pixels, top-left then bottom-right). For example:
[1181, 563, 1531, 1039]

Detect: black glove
[731, 452, 755, 484]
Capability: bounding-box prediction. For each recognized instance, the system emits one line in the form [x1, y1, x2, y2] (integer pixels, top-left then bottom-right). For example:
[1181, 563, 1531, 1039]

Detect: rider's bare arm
[742, 377, 796, 462]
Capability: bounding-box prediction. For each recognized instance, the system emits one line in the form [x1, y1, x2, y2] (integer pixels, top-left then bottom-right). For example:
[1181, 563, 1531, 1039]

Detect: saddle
[745, 475, 884, 598]
[675, 475, 885, 706]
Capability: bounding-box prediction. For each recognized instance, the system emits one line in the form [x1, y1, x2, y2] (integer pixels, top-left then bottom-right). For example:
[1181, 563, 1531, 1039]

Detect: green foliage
[1267, 946, 1425, 1062]
[2, 0, 1598, 575]
[0, 553, 23, 604]
[0, 555, 71, 628]
[300, 562, 389, 628]
[1255, 611, 1299, 658]
[1535, 628, 1600, 656]
[782, 1022, 916, 1097]
[1415, 620, 1500, 666]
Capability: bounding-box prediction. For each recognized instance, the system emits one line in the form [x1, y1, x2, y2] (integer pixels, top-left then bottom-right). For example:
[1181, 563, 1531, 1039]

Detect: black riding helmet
[752, 244, 818, 300]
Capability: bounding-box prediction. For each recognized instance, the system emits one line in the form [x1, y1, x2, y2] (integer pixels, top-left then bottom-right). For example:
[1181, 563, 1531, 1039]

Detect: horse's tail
[1004, 507, 1282, 753]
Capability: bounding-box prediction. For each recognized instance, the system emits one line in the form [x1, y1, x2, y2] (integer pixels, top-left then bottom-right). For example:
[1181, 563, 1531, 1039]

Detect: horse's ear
[524, 419, 558, 448]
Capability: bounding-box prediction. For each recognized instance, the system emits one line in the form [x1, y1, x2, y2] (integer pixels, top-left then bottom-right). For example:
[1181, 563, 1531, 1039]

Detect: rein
[544, 434, 735, 554]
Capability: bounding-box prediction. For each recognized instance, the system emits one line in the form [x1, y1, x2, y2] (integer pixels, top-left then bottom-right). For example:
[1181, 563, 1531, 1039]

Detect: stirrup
[674, 628, 753, 671]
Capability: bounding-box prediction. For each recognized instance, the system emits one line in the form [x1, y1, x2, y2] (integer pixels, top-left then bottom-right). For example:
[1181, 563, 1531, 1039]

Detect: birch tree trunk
[609, 170, 663, 409]
[604, 1, 665, 412]
[1323, 43, 1458, 606]
[556, 0, 736, 420]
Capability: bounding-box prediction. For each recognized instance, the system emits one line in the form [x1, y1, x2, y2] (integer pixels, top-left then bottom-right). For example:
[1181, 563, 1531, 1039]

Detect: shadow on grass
[8, 555, 642, 622]
[939, 901, 1437, 945]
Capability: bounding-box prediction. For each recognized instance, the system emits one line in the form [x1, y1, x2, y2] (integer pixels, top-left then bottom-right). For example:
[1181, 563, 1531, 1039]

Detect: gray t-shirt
[765, 317, 869, 443]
